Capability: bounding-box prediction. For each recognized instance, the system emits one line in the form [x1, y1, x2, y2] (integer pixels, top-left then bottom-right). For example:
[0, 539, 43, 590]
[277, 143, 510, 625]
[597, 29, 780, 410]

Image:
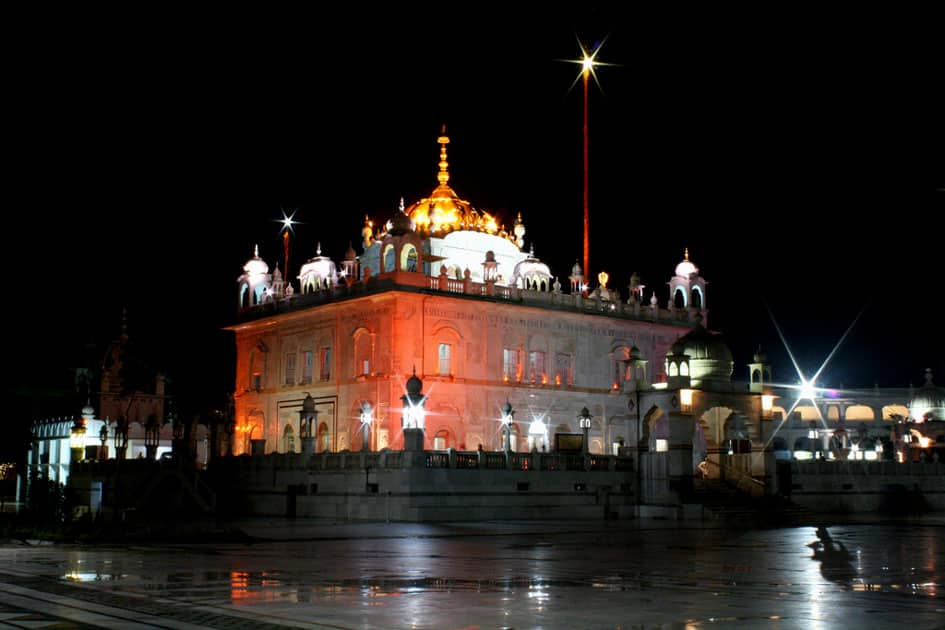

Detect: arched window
[680, 362, 689, 376]
[752, 369, 761, 383]
[691, 286, 703, 308]
[674, 287, 687, 308]
[317, 422, 330, 452]
[401, 244, 418, 272]
[383, 244, 395, 273]
[669, 362, 678, 377]
[354, 329, 373, 376]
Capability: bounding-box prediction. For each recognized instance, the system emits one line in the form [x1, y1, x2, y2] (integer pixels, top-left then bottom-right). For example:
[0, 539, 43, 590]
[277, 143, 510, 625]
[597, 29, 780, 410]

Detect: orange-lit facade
[228, 131, 705, 456]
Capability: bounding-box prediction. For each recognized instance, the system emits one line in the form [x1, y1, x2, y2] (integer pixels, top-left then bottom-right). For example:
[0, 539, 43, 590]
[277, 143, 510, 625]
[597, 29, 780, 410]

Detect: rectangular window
[655, 439, 669, 453]
[251, 372, 262, 390]
[555, 353, 573, 386]
[301, 351, 313, 384]
[320, 347, 331, 381]
[438, 343, 451, 375]
[529, 351, 545, 383]
[503, 348, 519, 382]
[284, 353, 297, 385]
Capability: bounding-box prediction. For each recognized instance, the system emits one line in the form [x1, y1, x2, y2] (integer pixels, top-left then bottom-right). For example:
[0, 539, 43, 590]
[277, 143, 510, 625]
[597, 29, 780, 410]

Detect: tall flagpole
[566, 38, 610, 288]
[583, 60, 590, 284]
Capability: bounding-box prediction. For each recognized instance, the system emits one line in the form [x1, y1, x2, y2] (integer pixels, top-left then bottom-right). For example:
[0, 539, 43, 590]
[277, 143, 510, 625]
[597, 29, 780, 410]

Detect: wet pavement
[1, 519, 943, 629]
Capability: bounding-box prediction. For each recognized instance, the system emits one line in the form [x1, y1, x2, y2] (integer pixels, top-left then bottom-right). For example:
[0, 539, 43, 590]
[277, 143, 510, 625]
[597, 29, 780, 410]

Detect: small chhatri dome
[675, 247, 699, 277]
[404, 127, 504, 237]
[302, 393, 316, 413]
[345, 242, 357, 261]
[81, 404, 95, 420]
[909, 368, 945, 421]
[571, 260, 583, 277]
[406, 367, 423, 395]
[670, 339, 687, 356]
[630, 346, 642, 360]
[753, 345, 768, 363]
[671, 320, 733, 382]
[272, 264, 283, 281]
[244, 244, 269, 275]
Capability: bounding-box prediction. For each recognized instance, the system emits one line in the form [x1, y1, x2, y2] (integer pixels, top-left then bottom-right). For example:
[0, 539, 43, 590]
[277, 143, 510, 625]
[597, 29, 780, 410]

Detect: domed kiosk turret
[910, 369, 945, 421]
[237, 245, 273, 308]
[668, 248, 707, 312]
[669, 317, 733, 386]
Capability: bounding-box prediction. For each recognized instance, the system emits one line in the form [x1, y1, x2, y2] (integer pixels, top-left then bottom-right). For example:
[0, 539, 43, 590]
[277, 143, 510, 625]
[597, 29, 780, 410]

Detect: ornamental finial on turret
[684, 247, 689, 261]
[437, 124, 450, 187]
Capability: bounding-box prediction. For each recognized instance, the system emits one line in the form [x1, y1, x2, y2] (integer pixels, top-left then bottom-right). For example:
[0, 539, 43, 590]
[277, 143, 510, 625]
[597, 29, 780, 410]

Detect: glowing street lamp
[578, 406, 593, 456]
[501, 400, 515, 455]
[69, 418, 87, 464]
[360, 401, 374, 452]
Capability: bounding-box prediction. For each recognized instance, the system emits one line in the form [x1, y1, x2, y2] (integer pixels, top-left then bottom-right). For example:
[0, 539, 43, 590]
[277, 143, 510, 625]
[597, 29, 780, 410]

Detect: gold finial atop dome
[402, 128, 510, 241]
[684, 247, 689, 261]
[437, 124, 450, 187]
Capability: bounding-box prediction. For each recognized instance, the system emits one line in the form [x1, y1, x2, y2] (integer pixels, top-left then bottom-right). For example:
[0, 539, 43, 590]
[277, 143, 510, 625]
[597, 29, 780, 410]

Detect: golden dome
[404, 127, 504, 238]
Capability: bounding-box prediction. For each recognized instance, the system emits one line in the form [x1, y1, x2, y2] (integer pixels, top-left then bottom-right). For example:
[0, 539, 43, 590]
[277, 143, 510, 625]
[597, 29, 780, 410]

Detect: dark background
[6, 7, 942, 460]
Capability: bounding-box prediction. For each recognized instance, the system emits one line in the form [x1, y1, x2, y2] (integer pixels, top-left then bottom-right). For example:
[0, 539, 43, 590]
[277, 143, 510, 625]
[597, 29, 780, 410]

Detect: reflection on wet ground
[1, 522, 944, 628]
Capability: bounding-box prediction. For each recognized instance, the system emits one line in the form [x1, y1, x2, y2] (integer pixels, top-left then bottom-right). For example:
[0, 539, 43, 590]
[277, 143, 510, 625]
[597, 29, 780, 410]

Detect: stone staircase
[692, 478, 816, 525]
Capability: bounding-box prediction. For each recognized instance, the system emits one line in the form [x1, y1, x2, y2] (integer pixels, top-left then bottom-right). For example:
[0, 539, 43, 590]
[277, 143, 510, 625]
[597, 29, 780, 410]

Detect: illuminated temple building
[40, 130, 944, 519]
[229, 129, 708, 458]
[227, 129, 944, 477]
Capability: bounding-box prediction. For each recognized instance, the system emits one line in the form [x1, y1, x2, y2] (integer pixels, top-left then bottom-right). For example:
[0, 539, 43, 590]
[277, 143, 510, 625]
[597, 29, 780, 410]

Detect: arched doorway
[433, 428, 451, 450]
[317, 422, 330, 453]
[283, 424, 296, 453]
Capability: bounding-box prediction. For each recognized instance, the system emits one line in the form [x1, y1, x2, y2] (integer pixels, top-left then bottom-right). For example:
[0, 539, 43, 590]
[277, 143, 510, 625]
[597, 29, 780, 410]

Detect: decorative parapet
[225, 448, 633, 473]
[238, 270, 694, 329]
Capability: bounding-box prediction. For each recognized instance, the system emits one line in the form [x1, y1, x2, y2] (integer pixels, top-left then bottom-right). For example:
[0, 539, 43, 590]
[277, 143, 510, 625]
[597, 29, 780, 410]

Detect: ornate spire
[399, 197, 405, 213]
[437, 124, 450, 187]
[684, 247, 689, 261]
[316, 242, 322, 256]
[254, 244, 259, 257]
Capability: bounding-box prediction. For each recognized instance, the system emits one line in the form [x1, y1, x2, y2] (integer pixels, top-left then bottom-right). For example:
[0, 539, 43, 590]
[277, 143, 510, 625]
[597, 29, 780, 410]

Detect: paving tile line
[0, 572, 342, 630]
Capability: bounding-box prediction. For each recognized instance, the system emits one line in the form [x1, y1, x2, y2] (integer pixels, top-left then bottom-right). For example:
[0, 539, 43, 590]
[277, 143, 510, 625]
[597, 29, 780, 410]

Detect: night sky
[8, 8, 942, 454]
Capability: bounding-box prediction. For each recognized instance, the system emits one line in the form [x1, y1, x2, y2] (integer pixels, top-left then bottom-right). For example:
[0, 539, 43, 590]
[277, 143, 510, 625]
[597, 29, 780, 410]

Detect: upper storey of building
[234, 129, 710, 332]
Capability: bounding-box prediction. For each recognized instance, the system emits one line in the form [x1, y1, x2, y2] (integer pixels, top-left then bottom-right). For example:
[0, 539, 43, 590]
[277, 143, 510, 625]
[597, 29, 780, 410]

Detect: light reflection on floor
[0, 523, 941, 628]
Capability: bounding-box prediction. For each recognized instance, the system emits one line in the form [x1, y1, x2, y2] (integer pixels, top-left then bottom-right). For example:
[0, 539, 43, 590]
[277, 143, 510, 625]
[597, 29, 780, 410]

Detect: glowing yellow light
[582, 56, 594, 73]
[761, 395, 774, 412]
[799, 379, 817, 401]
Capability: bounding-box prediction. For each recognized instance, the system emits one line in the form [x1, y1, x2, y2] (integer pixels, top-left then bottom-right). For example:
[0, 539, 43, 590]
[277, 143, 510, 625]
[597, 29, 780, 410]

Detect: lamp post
[113, 418, 128, 460]
[501, 400, 514, 456]
[69, 417, 87, 465]
[99, 424, 108, 461]
[144, 416, 160, 460]
[808, 421, 820, 459]
[401, 370, 426, 451]
[299, 393, 318, 454]
[360, 401, 374, 452]
[578, 406, 593, 456]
